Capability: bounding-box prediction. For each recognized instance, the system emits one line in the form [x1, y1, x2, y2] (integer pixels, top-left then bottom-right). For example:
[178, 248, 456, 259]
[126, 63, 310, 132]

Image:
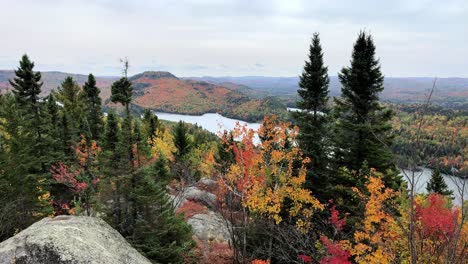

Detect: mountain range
[187, 76, 468, 108]
[1, 70, 467, 114]
[0, 70, 287, 122]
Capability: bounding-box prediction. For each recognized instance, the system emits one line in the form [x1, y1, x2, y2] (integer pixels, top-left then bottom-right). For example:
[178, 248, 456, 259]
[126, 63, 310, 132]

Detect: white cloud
[0, 0, 466, 77]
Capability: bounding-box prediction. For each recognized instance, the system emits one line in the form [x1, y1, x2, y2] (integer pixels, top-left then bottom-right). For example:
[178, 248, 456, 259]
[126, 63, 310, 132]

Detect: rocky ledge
[0, 216, 151, 264]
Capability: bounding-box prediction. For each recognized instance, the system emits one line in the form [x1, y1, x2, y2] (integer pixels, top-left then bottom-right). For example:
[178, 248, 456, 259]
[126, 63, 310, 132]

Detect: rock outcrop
[187, 211, 231, 243]
[0, 216, 151, 264]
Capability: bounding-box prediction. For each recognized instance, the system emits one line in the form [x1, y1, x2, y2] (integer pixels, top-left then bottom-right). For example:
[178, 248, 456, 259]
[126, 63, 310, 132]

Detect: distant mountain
[0, 70, 117, 99]
[187, 76, 468, 109]
[121, 71, 287, 122]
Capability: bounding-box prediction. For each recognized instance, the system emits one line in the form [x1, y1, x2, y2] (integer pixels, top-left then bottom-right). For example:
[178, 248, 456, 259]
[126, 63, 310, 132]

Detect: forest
[0, 31, 466, 264]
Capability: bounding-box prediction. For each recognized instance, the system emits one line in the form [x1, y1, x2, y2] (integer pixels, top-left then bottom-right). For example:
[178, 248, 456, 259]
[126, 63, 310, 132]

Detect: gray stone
[182, 186, 216, 208]
[187, 212, 231, 243]
[0, 215, 151, 264]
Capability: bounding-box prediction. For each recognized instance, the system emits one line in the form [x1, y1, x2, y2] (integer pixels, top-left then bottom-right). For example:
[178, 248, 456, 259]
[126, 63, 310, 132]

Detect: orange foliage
[218, 115, 323, 232]
[176, 200, 209, 221]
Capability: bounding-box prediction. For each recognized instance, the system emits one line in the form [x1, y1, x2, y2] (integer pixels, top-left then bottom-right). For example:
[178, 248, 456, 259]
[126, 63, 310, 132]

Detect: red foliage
[329, 202, 346, 232]
[298, 254, 312, 263]
[319, 236, 351, 264]
[251, 260, 270, 264]
[415, 193, 459, 241]
[50, 200, 74, 216]
[50, 162, 87, 193]
[176, 200, 209, 220]
[192, 236, 233, 264]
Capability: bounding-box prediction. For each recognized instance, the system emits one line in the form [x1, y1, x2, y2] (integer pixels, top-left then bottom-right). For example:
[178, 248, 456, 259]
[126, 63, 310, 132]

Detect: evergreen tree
[217, 131, 235, 175]
[333, 31, 399, 189]
[173, 121, 191, 159]
[60, 112, 74, 159]
[130, 159, 194, 263]
[110, 77, 133, 116]
[292, 32, 331, 202]
[46, 94, 65, 162]
[82, 74, 103, 141]
[54, 77, 85, 127]
[426, 169, 453, 196]
[0, 93, 52, 241]
[9, 54, 42, 111]
[142, 109, 161, 144]
[8, 54, 49, 169]
[104, 111, 120, 152]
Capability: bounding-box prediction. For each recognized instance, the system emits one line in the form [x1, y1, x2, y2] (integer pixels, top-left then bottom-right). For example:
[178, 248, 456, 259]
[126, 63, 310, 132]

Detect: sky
[0, 0, 467, 77]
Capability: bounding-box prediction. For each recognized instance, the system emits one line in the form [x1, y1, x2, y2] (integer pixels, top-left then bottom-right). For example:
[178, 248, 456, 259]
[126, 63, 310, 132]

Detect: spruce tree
[334, 31, 399, 189]
[82, 74, 103, 141]
[9, 54, 42, 111]
[0, 93, 52, 241]
[426, 169, 453, 196]
[142, 109, 161, 144]
[54, 77, 85, 124]
[173, 121, 191, 159]
[130, 160, 194, 263]
[9, 54, 49, 169]
[46, 94, 65, 162]
[104, 111, 120, 152]
[292, 32, 331, 201]
[111, 77, 133, 116]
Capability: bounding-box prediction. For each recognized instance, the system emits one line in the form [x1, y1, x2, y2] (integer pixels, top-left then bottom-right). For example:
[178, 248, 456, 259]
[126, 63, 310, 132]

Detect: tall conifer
[292, 33, 331, 201]
[83, 74, 103, 141]
[334, 31, 399, 189]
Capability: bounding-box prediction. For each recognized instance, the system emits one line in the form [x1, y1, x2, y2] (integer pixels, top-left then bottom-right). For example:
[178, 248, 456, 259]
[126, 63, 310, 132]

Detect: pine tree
[333, 31, 399, 189]
[54, 77, 85, 128]
[292, 33, 331, 201]
[0, 93, 52, 241]
[173, 121, 191, 159]
[103, 111, 120, 152]
[142, 109, 161, 144]
[46, 94, 65, 162]
[60, 112, 74, 159]
[82, 74, 103, 141]
[111, 77, 133, 116]
[129, 159, 194, 263]
[426, 169, 453, 196]
[9, 54, 42, 111]
[9, 54, 49, 169]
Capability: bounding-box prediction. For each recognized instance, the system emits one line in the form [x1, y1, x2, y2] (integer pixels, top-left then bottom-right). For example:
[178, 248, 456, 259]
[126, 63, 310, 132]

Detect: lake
[401, 168, 467, 205]
[154, 112, 261, 143]
[154, 112, 467, 205]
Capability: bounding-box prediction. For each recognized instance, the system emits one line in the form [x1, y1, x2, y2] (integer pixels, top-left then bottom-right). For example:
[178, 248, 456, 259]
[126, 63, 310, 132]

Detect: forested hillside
[0, 31, 466, 264]
[189, 76, 468, 109]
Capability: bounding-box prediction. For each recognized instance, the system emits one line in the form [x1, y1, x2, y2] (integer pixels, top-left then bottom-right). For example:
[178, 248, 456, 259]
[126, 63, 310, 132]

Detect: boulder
[0, 216, 151, 264]
[187, 212, 231, 243]
[181, 186, 217, 208]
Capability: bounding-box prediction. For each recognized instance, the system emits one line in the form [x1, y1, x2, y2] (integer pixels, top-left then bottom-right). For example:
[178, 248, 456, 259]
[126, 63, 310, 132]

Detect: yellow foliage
[350, 171, 399, 264]
[223, 115, 323, 232]
[151, 128, 176, 161]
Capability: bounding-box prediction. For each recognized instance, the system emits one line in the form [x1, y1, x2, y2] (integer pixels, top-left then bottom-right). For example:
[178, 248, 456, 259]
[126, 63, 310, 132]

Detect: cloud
[0, 0, 466, 77]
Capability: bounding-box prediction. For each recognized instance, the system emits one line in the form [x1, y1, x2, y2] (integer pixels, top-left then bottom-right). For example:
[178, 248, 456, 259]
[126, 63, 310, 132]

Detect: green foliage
[53, 76, 85, 129]
[333, 31, 400, 189]
[292, 32, 332, 202]
[111, 77, 133, 115]
[426, 169, 453, 197]
[82, 74, 103, 140]
[9, 54, 43, 108]
[130, 162, 194, 263]
[0, 74, 53, 241]
[103, 111, 120, 152]
[142, 109, 163, 144]
[173, 121, 192, 158]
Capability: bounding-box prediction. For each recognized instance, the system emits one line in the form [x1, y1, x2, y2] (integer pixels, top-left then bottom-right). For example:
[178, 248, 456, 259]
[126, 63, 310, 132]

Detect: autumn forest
[0, 31, 467, 264]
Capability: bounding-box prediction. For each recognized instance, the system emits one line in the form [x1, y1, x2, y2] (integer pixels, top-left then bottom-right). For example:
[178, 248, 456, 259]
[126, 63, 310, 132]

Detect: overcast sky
[0, 0, 466, 77]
